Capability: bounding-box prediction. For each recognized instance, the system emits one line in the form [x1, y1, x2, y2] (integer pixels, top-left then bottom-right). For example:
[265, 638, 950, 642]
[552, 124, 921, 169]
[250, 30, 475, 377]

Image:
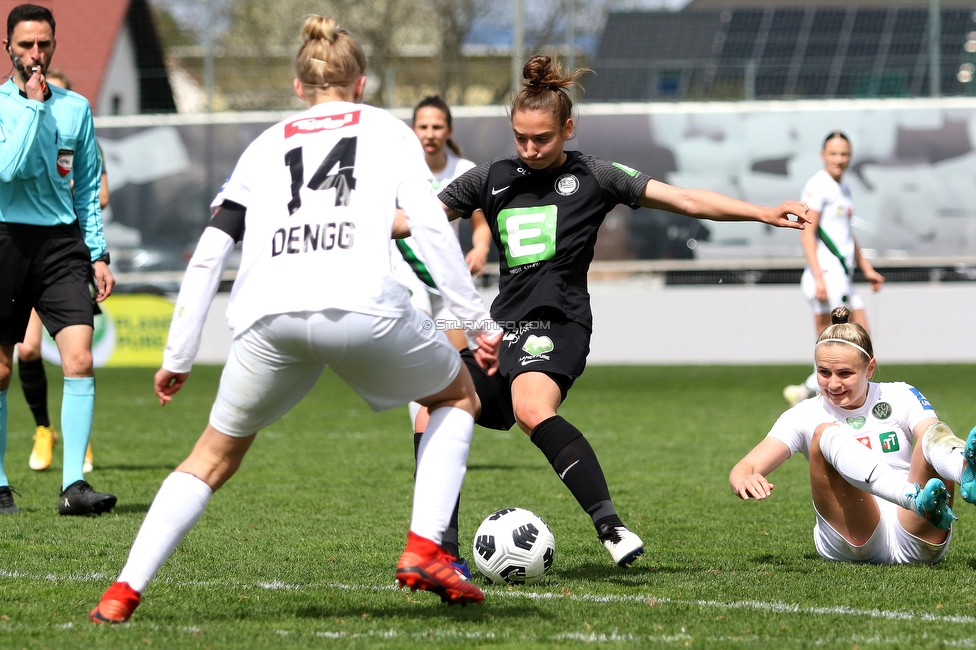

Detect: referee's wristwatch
[94, 252, 111, 266]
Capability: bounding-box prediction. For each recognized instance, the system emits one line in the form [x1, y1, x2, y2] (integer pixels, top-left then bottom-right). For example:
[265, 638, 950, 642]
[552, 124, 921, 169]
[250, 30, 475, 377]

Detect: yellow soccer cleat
[29, 425, 57, 471]
[83, 442, 93, 474]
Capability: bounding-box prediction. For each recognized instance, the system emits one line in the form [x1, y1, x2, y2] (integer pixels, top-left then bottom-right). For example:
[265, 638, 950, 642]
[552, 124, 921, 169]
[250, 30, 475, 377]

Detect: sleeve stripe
[208, 200, 246, 243]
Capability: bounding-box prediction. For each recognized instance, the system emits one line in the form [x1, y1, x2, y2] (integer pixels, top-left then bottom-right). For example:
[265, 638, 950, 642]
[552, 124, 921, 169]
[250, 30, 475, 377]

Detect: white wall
[193, 282, 976, 366]
[96, 25, 140, 115]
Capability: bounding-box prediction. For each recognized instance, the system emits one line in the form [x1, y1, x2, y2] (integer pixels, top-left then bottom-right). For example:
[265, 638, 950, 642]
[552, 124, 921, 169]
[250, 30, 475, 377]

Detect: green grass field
[2, 363, 976, 649]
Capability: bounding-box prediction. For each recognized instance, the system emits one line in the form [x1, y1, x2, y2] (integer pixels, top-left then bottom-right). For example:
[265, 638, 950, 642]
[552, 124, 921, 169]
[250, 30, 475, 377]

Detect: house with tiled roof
[1, 0, 174, 114]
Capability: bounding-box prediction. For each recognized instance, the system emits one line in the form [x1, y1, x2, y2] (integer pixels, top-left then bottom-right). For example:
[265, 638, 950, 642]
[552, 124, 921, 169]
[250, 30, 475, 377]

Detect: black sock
[414, 431, 462, 559]
[531, 415, 618, 529]
[413, 432, 423, 472]
[18, 358, 50, 428]
[441, 500, 461, 559]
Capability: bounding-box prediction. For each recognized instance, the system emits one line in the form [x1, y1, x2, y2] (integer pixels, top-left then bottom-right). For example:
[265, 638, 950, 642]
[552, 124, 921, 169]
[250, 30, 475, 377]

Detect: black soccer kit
[440, 151, 650, 430]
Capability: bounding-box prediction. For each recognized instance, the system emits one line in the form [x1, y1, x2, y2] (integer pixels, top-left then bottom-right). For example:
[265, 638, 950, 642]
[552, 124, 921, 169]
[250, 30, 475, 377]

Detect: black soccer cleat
[0, 485, 20, 514]
[59, 480, 116, 516]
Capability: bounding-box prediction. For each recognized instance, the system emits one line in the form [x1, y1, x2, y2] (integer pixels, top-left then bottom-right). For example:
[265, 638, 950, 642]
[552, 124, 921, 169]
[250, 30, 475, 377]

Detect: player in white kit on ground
[783, 132, 885, 406]
[89, 16, 500, 623]
[733, 307, 976, 564]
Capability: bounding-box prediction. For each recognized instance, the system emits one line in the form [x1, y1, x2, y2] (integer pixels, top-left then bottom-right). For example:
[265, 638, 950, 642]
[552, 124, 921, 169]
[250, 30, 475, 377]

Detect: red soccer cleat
[396, 532, 485, 605]
[89, 581, 141, 624]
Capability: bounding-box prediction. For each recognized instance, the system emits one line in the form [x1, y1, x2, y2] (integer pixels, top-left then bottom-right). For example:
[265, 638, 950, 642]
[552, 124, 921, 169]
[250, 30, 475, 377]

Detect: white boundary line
[3, 568, 974, 626]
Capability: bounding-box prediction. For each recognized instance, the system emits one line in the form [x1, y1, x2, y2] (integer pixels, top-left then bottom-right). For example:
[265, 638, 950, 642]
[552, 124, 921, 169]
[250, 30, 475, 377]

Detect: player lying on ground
[89, 16, 501, 623]
[409, 54, 810, 572]
[731, 306, 976, 564]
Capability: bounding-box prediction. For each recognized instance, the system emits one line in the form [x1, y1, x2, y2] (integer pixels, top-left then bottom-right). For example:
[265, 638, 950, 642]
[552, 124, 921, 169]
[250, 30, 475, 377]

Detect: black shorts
[461, 308, 590, 431]
[0, 222, 98, 345]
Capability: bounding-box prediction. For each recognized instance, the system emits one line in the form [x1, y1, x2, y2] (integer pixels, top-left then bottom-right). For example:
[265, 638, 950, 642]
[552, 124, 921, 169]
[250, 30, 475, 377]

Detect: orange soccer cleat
[89, 581, 141, 624]
[396, 532, 484, 605]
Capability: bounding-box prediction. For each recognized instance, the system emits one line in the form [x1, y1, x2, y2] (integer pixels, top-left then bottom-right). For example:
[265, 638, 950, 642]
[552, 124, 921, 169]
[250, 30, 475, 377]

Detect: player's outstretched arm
[729, 437, 791, 500]
[638, 179, 809, 230]
[154, 368, 189, 406]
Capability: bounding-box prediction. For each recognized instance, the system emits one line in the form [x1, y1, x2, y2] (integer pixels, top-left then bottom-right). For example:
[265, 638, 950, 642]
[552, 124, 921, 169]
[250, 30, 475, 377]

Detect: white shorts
[812, 497, 950, 565]
[801, 262, 864, 316]
[209, 307, 461, 437]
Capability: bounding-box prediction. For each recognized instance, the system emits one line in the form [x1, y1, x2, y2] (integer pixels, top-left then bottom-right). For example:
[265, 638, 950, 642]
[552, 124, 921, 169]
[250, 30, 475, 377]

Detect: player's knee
[60, 348, 94, 377]
[513, 403, 550, 435]
[813, 424, 843, 465]
[16, 341, 41, 361]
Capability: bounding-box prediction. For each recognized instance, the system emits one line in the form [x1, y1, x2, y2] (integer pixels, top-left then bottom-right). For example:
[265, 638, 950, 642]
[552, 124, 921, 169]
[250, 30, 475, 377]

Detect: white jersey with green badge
[395, 149, 476, 290]
[801, 169, 856, 277]
[767, 381, 937, 475]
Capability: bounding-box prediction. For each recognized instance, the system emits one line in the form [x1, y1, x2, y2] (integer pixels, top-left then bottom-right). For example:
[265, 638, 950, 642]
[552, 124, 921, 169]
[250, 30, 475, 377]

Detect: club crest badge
[872, 401, 892, 420]
[555, 174, 579, 196]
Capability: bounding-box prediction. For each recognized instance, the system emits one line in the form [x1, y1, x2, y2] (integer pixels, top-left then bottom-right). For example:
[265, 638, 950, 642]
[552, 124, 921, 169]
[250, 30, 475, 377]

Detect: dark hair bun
[830, 307, 852, 324]
[522, 55, 572, 91]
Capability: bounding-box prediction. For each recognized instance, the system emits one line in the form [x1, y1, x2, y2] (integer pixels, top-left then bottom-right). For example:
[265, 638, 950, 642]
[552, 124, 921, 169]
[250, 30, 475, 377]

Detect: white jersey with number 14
[216, 101, 489, 337]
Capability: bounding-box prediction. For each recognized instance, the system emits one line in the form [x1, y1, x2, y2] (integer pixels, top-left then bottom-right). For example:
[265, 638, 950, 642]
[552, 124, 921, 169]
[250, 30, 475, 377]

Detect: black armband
[209, 200, 247, 243]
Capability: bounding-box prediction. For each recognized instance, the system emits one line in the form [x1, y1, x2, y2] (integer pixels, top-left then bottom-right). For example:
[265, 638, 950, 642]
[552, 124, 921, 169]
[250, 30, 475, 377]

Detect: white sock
[118, 472, 212, 593]
[407, 401, 422, 432]
[803, 370, 819, 394]
[921, 421, 965, 484]
[411, 406, 473, 544]
[819, 425, 916, 510]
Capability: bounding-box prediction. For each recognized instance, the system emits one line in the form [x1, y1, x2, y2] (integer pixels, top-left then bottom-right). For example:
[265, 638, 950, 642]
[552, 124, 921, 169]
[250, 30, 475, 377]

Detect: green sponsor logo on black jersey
[498, 205, 557, 267]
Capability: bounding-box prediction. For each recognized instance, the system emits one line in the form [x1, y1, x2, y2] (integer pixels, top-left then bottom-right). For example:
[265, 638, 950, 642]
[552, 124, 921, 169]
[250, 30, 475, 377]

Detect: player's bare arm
[465, 210, 491, 277]
[854, 241, 885, 291]
[730, 437, 790, 500]
[801, 208, 828, 301]
[638, 179, 809, 229]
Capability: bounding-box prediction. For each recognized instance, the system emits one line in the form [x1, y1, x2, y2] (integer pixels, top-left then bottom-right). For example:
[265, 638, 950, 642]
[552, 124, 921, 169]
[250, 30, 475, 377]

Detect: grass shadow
[467, 463, 546, 472]
[295, 602, 542, 620]
[111, 503, 152, 514]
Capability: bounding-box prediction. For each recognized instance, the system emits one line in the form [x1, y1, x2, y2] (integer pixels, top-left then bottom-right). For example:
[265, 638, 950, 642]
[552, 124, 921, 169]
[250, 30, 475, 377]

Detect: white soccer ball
[472, 507, 556, 585]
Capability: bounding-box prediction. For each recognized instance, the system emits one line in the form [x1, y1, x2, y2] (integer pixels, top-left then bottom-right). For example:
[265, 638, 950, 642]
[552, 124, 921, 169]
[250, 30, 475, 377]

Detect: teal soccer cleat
[960, 426, 976, 504]
[908, 478, 956, 531]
